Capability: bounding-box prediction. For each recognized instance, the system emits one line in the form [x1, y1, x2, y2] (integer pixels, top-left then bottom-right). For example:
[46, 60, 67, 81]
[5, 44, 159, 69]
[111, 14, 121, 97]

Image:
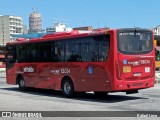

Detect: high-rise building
[29, 9, 42, 33]
[23, 25, 28, 34]
[0, 15, 23, 45]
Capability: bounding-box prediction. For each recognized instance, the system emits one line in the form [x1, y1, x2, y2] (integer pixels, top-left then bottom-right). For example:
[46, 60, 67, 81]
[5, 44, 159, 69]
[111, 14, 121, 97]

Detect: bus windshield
[118, 31, 152, 54]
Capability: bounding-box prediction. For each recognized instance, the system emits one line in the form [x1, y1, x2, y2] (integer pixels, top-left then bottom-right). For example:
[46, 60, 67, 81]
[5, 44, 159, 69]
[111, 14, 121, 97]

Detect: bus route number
[60, 68, 70, 74]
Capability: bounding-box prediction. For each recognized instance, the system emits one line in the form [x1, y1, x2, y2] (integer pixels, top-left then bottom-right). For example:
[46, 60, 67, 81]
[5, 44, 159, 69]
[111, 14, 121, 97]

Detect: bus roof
[6, 28, 110, 45]
[6, 28, 152, 45]
[116, 28, 152, 32]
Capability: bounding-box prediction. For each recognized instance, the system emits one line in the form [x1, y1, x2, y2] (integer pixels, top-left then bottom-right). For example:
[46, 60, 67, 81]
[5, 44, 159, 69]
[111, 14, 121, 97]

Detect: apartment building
[0, 15, 23, 45]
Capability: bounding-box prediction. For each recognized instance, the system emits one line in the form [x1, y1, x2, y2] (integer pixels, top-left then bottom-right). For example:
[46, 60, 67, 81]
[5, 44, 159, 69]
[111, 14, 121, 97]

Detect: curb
[0, 72, 6, 78]
[155, 71, 160, 84]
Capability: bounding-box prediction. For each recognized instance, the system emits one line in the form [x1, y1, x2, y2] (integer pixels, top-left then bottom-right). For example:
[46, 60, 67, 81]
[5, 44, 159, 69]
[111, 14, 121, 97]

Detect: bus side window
[27, 44, 37, 62]
[99, 36, 110, 61]
[6, 45, 16, 69]
[51, 46, 61, 62]
[17, 44, 27, 63]
[51, 41, 65, 62]
[37, 43, 51, 62]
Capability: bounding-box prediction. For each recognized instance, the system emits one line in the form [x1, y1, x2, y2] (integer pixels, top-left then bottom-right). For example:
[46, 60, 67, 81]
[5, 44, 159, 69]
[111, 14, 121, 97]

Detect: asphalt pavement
[0, 72, 160, 120]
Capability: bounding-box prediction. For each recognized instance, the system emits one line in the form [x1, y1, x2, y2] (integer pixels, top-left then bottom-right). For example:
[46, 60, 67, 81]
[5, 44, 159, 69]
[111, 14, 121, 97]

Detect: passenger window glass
[51, 34, 110, 62]
[37, 43, 51, 62]
[17, 44, 27, 62]
[51, 41, 65, 62]
[27, 44, 37, 62]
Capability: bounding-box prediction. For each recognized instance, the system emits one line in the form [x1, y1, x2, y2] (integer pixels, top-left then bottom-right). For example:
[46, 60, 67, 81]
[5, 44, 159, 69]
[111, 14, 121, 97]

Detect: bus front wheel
[18, 77, 26, 91]
[62, 78, 74, 98]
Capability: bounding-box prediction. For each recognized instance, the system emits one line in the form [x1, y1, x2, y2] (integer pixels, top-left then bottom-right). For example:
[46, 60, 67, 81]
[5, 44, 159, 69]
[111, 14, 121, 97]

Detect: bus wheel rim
[64, 82, 71, 94]
[20, 79, 24, 87]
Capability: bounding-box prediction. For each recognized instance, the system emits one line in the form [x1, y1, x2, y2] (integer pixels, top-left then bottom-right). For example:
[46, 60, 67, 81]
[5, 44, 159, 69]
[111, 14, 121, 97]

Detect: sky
[0, 0, 160, 29]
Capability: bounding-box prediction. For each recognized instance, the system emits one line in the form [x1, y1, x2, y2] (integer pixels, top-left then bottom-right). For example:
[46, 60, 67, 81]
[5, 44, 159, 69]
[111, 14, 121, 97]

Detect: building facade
[46, 23, 72, 33]
[153, 25, 160, 35]
[73, 26, 93, 31]
[29, 11, 42, 33]
[0, 15, 23, 45]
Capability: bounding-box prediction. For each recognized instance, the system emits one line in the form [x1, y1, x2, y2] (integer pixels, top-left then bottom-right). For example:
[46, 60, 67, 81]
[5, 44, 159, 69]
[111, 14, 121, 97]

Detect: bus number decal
[60, 68, 70, 74]
[50, 68, 70, 75]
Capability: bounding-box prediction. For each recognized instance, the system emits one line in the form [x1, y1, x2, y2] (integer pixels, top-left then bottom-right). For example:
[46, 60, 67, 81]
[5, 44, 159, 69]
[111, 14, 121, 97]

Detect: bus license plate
[133, 83, 143, 86]
[134, 73, 141, 76]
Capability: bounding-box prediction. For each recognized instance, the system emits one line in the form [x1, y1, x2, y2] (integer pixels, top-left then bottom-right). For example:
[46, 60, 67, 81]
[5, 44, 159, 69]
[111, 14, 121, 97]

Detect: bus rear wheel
[62, 78, 74, 98]
[18, 77, 26, 91]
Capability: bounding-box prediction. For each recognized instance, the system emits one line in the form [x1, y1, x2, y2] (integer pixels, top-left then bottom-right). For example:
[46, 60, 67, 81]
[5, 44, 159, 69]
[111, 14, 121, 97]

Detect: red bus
[0, 45, 6, 71]
[5, 28, 155, 97]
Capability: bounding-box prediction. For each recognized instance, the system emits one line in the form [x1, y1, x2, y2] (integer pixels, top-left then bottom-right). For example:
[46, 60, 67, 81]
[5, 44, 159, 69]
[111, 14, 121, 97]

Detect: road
[0, 72, 160, 120]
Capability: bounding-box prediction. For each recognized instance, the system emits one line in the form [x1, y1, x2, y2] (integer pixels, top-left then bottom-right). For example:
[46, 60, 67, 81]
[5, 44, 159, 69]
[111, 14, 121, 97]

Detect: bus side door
[36, 43, 52, 88]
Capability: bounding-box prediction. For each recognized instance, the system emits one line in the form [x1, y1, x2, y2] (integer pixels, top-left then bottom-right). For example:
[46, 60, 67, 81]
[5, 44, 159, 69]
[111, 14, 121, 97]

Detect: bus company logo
[128, 61, 140, 66]
[123, 59, 128, 65]
[128, 60, 150, 66]
[50, 70, 60, 75]
[23, 66, 34, 73]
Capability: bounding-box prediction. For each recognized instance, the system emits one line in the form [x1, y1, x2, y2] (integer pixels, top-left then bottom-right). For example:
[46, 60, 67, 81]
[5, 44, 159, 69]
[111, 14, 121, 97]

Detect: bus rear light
[151, 62, 155, 77]
[116, 62, 122, 80]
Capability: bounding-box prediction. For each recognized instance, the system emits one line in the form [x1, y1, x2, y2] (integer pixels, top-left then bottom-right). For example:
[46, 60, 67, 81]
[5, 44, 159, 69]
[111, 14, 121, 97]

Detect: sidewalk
[155, 71, 160, 84]
[152, 84, 160, 89]
[0, 72, 6, 78]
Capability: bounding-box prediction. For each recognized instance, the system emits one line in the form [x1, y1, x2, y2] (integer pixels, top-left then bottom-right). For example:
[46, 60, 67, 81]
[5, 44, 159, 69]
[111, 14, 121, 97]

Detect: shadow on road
[0, 87, 148, 103]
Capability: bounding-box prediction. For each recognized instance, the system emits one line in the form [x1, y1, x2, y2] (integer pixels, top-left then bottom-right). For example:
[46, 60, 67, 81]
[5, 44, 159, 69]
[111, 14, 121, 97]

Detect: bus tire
[18, 76, 26, 91]
[62, 78, 74, 98]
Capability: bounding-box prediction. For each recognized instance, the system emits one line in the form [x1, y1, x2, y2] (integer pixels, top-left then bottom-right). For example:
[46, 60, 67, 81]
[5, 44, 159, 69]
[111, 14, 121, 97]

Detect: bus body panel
[7, 62, 113, 92]
[113, 29, 155, 91]
[6, 67, 16, 85]
[6, 28, 155, 94]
